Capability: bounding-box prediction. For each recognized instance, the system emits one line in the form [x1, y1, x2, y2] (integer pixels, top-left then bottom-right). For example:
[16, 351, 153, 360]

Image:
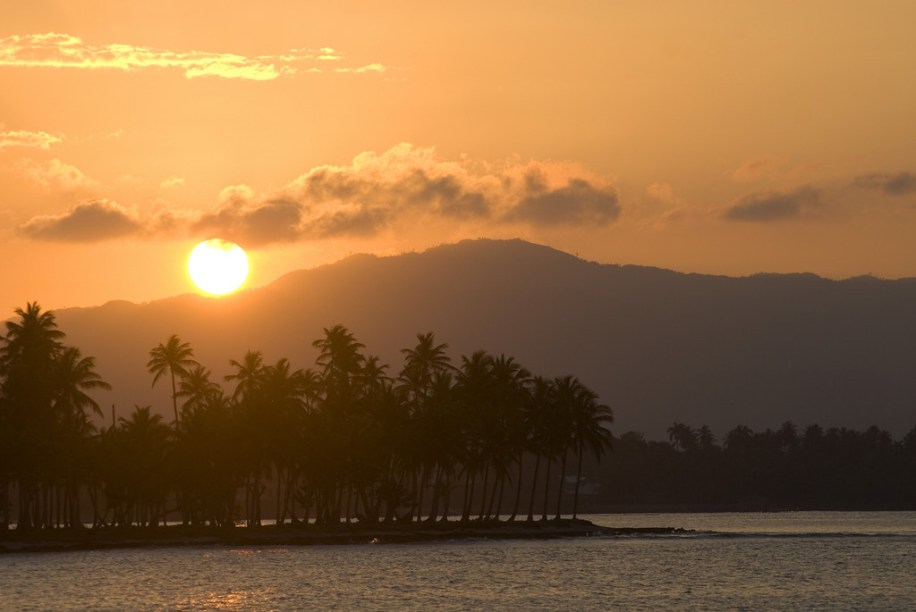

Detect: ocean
[2, 511, 914, 610]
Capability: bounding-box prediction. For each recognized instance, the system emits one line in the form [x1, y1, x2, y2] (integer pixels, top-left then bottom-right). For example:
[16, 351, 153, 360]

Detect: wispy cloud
[723, 186, 820, 222]
[17, 144, 619, 245]
[160, 176, 185, 189]
[505, 175, 619, 226]
[0, 129, 62, 150]
[732, 155, 785, 182]
[853, 171, 916, 196]
[0, 33, 387, 80]
[18, 200, 141, 241]
[335, 63, 387, 74]
[16, 158, 96, 191]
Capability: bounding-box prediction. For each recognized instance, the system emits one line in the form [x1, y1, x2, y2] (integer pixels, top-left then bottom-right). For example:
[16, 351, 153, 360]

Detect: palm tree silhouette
[225, 350, 265, 400]
[147, 335, 198, 428]
[399, 332, 452, 400]
[398, 333, 453, 521]
[53, 347, 111, 420]
[176, 364, 221, 423]
[667, 422, 696, 452]
[1, 302, 66, 530]
[313, 325, 365, 401]
[567, 377, 612, 518]
[52, 346, 111, 527]
[118, 405, 172, 526]
[525, 376, 555, 522]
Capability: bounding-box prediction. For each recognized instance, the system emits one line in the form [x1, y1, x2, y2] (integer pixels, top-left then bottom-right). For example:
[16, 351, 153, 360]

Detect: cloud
[505, 177, 619, 226]
[853, 171, 916, 196]
[194, 197, 304, 244]
[160, 176, 185, 189]
[646, 182, 676, 204]
[0, 33, 387, 80]
[18, 200, 142, 241]
[15, 144, 619, 246]
[335, 63, 387, 74]
[189, 144, 619, 245]
[723, 186, 820, 222]
[0, 129, 61, 150]
[17, 158, 96, 191]
[732, 155, 785, 182]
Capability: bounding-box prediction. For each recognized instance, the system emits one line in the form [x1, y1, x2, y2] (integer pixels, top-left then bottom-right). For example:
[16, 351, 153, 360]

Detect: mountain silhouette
[53, 238, 916, 438]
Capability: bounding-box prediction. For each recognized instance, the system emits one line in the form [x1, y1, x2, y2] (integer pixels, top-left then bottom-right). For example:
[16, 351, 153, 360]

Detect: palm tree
[147, 335, 198, 428]
[225, 350, 265, 400]
[525, 376, 554, 522]
[260, 358, 306, 524]
[176, 364, 221, 422]
[52, 346, 112, 528]
[488, 354, 530, 521]
[697, 425, 718, 452]
[454, 350, 495, 522]
[397, 333, 453, 522]
[667, 422, 696, 452]
[550, 375, 582, 519]
[53, 347, 112, 422]
[398, 332, 452, 401]
[118, 405, 172, 526]
[313, 325, 365, 402]
[0, 302, 65, 368]
[567, 378, 612, 518]
[225, 351, 270, 526]
[1, 302, 66, 530]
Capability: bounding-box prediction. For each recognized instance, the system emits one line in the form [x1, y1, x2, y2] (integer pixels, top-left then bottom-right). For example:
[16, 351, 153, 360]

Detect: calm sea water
[2, 512, 915, 610]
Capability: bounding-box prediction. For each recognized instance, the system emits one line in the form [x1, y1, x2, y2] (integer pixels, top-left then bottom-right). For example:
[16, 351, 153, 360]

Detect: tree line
[597, 421, 916, 510]
[0, 303, 613, 530]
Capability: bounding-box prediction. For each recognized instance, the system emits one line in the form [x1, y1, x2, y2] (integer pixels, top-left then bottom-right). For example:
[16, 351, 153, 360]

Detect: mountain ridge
[47, 238, 916, 438]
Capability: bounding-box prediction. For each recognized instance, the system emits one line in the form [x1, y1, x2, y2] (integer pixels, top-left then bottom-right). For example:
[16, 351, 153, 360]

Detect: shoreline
[0, 519, 686, 554]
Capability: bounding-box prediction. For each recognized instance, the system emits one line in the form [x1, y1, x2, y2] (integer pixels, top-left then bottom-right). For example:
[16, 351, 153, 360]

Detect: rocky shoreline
[0, 519, 688, 553]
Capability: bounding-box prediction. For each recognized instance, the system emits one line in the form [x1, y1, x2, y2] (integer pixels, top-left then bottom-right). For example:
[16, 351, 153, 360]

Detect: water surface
[2, 512, 914, 610]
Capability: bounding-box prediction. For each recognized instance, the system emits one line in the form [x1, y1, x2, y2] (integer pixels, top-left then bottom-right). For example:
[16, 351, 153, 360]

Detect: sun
[188, 239, 249, 295]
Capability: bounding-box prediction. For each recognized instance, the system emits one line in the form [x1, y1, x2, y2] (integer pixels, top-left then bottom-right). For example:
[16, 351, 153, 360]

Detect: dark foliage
[1, 305, 612, 529]
[600, 422, 916, 510]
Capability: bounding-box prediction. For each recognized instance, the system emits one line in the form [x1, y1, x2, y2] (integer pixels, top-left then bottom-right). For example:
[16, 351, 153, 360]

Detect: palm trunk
[541, 459, 552, 521]
[1, 479, 8, 529]
[415, 465, 429, 522]
[276, 464, 284, 525]
[573, 443, 584, 519]
[461, 469, 474, 522]
[555, 450, 568, 520]
[493, 475, 506, 520]
[170, 370, 179, 428]
[477, 464, 490, 520]
[526, 454, 541, 522]
[426, 465, 442, 523]
[509, 453, 524, 521]
[440, 472, 451, 522]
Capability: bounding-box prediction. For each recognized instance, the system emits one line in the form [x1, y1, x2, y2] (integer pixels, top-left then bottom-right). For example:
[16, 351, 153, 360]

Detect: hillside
[53, 239, 916, 438]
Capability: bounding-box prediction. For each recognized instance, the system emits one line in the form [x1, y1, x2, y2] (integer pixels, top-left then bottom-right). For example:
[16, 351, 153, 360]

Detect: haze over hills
[52, 238, 916, 439]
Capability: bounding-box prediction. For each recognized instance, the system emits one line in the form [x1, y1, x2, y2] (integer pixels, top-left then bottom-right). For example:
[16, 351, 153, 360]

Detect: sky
[1, 0, 915, 311]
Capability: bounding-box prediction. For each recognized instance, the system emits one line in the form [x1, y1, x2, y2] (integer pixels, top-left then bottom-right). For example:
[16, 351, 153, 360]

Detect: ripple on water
[2, 512, 916, 610]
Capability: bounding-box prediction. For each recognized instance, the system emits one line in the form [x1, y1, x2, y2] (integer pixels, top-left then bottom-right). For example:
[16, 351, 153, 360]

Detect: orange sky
[1, 0, 915, 310]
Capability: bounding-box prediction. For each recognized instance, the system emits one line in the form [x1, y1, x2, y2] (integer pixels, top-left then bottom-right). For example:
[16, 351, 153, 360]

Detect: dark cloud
[298, 168, 492, 221]
[306, 206, 389, 237]
[301, 168, 364, 202]
[189, 145, 620, 244]
[724, 186, 820, 222]
[853, 172, 916, 196]
[506, 178, 620, 226]
[397, 170, 491, 219]
[16, 146, 622, 247]
[18, 200, 141, 241]
[193, 198, 303, 245]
